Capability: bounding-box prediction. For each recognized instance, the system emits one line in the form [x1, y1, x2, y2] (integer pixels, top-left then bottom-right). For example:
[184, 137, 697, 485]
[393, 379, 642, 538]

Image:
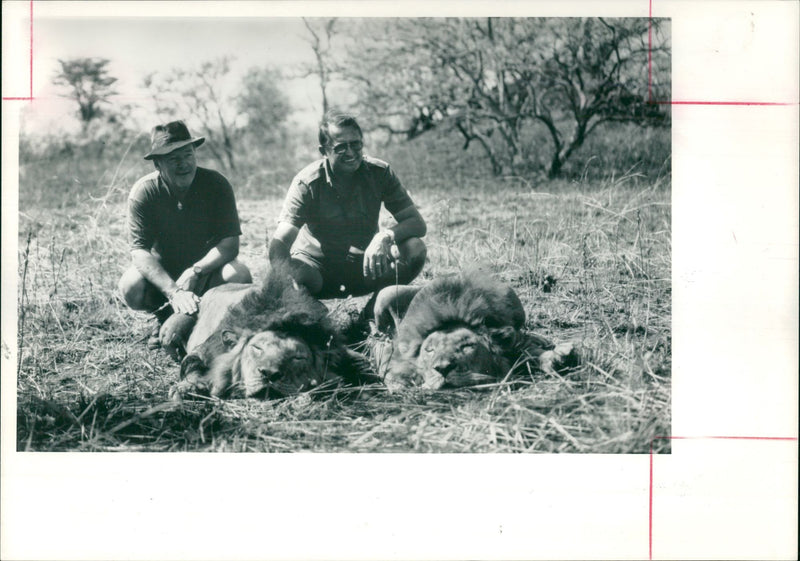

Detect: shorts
[292, 248, 375, 298]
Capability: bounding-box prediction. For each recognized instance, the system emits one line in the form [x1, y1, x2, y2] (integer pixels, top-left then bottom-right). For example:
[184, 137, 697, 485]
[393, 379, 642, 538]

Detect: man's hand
[363, 231, 396, 280]
[175, 267, 200, 292]
[168, 287, 201, 315]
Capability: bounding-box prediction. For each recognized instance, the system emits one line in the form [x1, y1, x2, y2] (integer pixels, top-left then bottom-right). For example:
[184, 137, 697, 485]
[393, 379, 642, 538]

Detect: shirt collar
[323, 158, 335, 187]
[323, 157, 363, 187]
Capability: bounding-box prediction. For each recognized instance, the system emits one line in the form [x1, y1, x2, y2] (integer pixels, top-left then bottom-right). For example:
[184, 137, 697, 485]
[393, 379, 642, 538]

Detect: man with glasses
[118, 120, 252, 357]
[269, 109, 427, 300]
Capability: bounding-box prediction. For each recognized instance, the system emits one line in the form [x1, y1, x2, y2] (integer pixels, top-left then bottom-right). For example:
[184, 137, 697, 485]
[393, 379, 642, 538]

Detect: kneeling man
[269, 110, 427, 299]
[118, 120, 251, 352]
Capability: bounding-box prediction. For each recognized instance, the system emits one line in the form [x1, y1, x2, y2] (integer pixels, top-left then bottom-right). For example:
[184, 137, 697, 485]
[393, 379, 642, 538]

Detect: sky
[5, 1, 673, 137]
[15, 13, 328, 134]
[6, 0, 664, 137]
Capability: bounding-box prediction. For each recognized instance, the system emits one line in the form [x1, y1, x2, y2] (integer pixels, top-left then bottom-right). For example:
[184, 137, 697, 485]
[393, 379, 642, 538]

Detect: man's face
[155, 145, 197, 190]
[322, 124, 363, 177]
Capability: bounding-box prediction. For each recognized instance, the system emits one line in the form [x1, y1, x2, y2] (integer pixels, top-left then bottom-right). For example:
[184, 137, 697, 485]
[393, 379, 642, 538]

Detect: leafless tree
[339, 17, 670, 178]
[144, 57, 239, 170]
[301, 17, 338, 115]
[144, 58, 292, 172]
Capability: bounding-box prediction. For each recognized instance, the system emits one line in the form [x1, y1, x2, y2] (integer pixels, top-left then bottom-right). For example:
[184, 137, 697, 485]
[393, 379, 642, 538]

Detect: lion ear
[489, 326, 519, 349]
[221, 330, 241, 349]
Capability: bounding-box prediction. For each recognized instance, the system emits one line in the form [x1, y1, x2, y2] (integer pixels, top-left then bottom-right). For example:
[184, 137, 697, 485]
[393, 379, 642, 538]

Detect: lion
[169, 263, 374, 400]
[371, 273, 579, 391]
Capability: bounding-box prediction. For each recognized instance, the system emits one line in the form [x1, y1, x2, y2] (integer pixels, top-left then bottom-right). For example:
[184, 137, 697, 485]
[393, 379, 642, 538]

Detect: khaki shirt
[277, 156, 415, 261]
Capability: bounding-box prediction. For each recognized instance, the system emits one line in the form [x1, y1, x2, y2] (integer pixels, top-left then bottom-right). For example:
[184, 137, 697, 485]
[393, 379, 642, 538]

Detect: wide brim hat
[144, 120, 205, 160]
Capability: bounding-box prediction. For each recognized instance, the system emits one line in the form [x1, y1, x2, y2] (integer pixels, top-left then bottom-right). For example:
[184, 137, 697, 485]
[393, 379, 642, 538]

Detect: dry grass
[15, 135, 671, 454]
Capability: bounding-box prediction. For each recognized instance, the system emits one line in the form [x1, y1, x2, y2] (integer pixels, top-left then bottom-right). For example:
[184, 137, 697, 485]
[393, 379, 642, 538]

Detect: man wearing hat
[118, 120, 251, 355]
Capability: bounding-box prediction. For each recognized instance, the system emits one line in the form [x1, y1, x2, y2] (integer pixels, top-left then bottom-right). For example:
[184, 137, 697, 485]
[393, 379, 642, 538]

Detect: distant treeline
[19, 120, 669, 214]
[22, 17, 670, 207]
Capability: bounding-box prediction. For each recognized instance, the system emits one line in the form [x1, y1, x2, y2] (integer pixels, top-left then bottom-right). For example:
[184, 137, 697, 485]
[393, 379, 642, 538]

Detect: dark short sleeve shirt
[277, 156, 415, 261]
[127, 167, 242, 277]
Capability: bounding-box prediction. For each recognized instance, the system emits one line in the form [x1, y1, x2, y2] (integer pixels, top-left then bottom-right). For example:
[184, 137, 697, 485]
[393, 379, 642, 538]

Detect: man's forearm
[387, 216, 427, 243]
[132, 250, 179, 297]
[192, 236, 239, 275]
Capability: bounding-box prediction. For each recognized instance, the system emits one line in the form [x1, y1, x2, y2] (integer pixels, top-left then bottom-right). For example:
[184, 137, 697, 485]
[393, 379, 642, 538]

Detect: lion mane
[377, 273, 537, 390]
[392, 273, 526, 357]
[172, 263, 369, 400]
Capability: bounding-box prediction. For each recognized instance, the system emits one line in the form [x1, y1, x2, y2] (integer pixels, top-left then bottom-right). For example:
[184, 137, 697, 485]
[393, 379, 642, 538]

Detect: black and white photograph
[2, 2, 796, 560]
[11, 12, 671, 454]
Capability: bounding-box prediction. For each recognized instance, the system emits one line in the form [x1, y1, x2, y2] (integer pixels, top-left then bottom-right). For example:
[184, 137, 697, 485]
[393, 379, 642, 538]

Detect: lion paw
[160, 313, 197, 362]
[169, 377, 210, 402]
[539, 342, 582, 375]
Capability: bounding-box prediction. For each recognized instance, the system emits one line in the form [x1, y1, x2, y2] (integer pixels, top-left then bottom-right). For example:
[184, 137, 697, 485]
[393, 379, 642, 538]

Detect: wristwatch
[192, 265, 203, 276]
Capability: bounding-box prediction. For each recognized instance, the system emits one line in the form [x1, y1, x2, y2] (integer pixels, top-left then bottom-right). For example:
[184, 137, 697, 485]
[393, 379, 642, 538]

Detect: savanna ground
[13, 123, 671, 453]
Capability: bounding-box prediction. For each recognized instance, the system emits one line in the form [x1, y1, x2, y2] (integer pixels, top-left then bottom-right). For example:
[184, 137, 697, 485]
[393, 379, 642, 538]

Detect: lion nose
[432, 360, 456, 376]
[259, 368, 282, 382]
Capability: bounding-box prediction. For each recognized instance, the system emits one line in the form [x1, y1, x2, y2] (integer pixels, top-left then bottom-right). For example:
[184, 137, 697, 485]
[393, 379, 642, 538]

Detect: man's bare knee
[374, 284, 422, 332]
[397, 237, 426, 282]
[118, 266, 150, 310]
[289, 259, 323, 295]
[220, 259, 252, 284]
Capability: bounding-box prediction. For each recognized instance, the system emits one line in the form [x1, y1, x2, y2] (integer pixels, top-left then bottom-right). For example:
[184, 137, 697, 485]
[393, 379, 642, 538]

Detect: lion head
[379, 273, 528, 391]
[172, 262, 370, 401]
[221, 329, 333, 398]
[413, 325, 511, 389]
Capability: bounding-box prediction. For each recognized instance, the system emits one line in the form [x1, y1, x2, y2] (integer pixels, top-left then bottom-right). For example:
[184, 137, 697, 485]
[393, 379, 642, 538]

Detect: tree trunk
[544, 119, 587, 179]
[471, 133, 505, 176]
[202, 140, 229, 172]
[456, 120, 504, 175]
[216, 108, 236, 171]
[223, 138, 236, 171]
[538, 115, 564, 179]
[546, 154, 564, 179]
[496, 122, 521, 175]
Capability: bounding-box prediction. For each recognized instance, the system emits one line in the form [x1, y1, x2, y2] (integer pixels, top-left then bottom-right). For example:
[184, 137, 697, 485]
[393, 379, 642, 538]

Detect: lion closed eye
[238, 331, 329, 398]
[176, 327, 337, 400]
[416, 327, 506, 389]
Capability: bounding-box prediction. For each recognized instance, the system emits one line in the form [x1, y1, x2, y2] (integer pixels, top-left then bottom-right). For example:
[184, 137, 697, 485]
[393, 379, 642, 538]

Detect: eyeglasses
[329, 140, 363, 155]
